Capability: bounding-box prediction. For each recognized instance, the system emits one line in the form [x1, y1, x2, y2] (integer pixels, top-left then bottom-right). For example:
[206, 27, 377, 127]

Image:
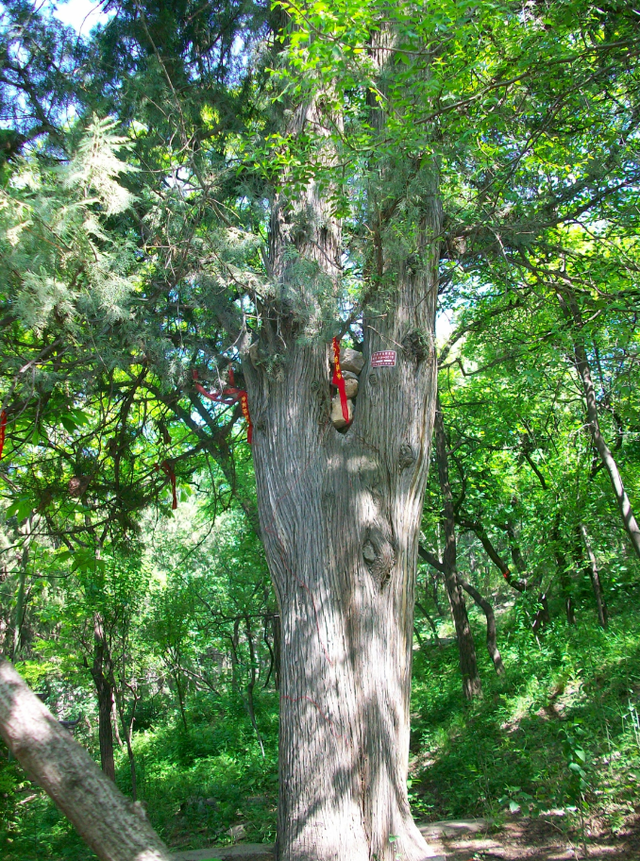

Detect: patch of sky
[52, 0, 112, 36]
[435, 309, 455, 343]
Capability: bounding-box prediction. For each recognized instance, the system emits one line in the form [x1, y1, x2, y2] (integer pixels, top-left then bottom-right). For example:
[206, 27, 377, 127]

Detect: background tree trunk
[11, 516, 34, 660]
[433, 398, 482, 700]
[0, 657, 172, 861]
[580, 524, 608, 628]
[89, 613, 116, 781]
[459, 580, 505, 676]
[557, 286, 640, 560]
[552, 515, 575, 625]
[244, 613, 266, 757]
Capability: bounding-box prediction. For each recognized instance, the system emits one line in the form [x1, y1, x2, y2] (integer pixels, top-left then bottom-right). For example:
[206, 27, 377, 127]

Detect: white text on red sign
[371, 350, 397, 368]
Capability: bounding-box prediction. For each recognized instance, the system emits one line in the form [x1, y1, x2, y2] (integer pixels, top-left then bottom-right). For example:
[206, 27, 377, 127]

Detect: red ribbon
[193, 369, 243, 403]
[239, 392, 253, 444]
[159, 460, 178, 510]
[0, 411, 6, 461]
[192, 369, 253, 444]
[331, 337, 350, 424]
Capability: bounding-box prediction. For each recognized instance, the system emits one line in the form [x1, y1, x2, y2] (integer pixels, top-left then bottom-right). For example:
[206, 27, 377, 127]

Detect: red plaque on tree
[371, 350, 397, 367]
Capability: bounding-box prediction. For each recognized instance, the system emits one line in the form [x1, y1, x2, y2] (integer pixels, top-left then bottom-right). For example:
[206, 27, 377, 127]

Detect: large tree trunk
[245, 98, 443, 860]
[249, 345, 443, 860]
[0, 657, 172, 861]
[248, 304, 443, 861]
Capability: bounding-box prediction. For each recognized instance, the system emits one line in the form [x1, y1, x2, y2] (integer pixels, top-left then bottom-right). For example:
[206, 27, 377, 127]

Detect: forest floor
[420, 814, 640, 859]
[173, 814, 640, 861]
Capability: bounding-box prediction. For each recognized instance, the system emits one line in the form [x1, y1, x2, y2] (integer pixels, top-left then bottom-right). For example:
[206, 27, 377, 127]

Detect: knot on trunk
[402, 328, 431, 363]
[362, 526, 395, 590]
[398, 441, 417, 471]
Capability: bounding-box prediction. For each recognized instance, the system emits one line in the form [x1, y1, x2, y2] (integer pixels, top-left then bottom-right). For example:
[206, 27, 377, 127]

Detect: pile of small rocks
[331, 347, 364, 429]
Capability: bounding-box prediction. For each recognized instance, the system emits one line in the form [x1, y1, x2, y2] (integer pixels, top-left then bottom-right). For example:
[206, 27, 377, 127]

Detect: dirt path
[422, 815, 640, 860]
[173, 815, 640, 861]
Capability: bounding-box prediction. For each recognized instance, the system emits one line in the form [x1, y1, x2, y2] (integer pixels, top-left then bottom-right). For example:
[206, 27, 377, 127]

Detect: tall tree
[1, 1, 640, 859]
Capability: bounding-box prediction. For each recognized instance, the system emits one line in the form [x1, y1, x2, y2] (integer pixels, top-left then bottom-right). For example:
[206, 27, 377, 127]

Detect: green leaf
[5, 497, 34, 521]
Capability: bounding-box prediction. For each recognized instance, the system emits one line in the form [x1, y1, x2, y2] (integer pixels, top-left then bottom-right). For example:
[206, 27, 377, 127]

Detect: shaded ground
[173, 814, 640, 860]
[421, 815, 640, 860]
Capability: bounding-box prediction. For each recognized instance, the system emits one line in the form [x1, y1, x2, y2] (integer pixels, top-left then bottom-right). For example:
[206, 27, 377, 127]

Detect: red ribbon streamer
[192, 369, 253, 444]
[193, 369, 243, 403]
[0, 411, 6, 462]
[159, 460, 178, 510]
[239, 392, 253, 444]
[331, 337, 350, 424]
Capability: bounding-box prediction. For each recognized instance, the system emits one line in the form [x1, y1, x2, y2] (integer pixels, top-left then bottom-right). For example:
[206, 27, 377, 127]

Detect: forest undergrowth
[410, 591, 640, 833]
[2, 590, 640, 860]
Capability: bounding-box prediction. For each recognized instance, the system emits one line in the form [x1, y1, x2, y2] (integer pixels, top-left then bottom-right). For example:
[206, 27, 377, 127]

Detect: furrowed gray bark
[245, 85, 444, 859]
[0, 657, 172, 861]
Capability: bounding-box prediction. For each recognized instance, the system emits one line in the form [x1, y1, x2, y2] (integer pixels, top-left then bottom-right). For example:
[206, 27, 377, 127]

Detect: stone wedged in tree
[330, 395, 353, 428]
[329, 367, 358, 383]
[344, 376, 358, 398]
[339, 347, 365, 374]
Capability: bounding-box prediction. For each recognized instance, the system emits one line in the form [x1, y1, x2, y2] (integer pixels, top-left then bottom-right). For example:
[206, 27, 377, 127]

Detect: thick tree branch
[417, 544, 444, 573]
[0, 658, 172, 861]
